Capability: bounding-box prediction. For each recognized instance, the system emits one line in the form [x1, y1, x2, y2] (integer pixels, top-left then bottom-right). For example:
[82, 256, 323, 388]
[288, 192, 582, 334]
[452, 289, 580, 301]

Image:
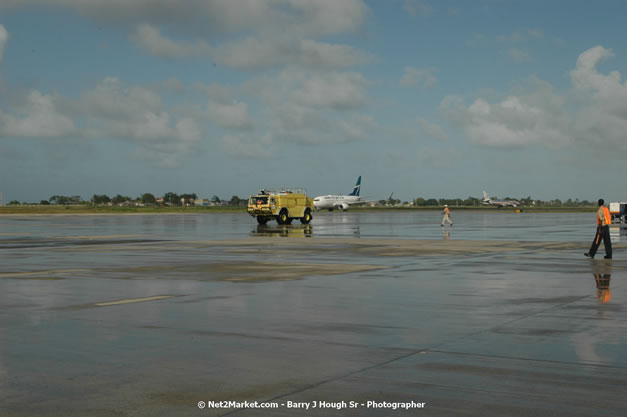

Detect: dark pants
[589, 225, 612, 258]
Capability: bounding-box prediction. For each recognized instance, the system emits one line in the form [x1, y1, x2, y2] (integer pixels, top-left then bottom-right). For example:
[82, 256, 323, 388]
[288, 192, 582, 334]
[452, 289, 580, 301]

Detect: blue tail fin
[349, 176, 361, 196]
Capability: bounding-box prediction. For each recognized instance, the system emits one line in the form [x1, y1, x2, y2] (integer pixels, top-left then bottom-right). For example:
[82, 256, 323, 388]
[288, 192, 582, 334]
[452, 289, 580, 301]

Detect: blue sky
[1, 0, 627, 203]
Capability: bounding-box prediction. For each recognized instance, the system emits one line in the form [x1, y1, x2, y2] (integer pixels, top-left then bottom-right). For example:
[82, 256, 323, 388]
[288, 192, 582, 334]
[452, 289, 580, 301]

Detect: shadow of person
[592, 262, 612, 303]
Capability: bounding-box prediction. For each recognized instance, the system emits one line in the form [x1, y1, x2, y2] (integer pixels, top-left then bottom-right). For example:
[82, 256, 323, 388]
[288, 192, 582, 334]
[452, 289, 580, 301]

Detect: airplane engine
[340, 203, 349, 211]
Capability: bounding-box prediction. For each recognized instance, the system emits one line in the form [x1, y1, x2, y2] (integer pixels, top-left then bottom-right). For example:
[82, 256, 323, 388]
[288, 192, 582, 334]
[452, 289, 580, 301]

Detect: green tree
[8, 200, 20, 205]
[229, 196, 241, 206]
[111, 194, 131, 205]
[91, 194, 111, 205]
[180, 193, 197, 205]
[211, 195, 221, 203]
[40, 200, 50, 205]
[141, 193, 156, 205]
[163, 192, 180, 206]
[425, 198, 439, 206]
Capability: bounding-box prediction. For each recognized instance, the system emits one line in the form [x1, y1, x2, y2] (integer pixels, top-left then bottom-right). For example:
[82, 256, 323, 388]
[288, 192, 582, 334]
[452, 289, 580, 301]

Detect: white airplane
[482, 190, 520, 208]
[314, 176, 363, 211]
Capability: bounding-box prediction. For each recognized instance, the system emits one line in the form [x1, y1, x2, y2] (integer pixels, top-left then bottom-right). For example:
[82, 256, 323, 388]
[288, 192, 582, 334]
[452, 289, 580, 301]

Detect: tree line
[410, 196, 596, 207]
[6, 193, 247, 206]
[5, 193, 597, 208]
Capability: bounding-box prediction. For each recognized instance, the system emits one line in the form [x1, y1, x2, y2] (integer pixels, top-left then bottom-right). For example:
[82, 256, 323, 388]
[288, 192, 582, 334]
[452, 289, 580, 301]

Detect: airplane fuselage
[313, 195, 361, 210]
[482, 199, 519, 208]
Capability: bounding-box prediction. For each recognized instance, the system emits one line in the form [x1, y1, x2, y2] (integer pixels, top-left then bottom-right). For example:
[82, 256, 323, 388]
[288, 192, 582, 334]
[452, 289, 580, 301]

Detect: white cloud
[0, 91, 76, 138]
[293, 72, 369, 109]
[0, 0, 368, 38]
[207, 100, 253, 130]
[417, 118, 448, 141]
[400, 67, 438, 88]
[338, 114, 378, 141]
[507, 48, 530, 62]
[221, 133, 272, 159]
[2, 1, 370, 70]
[440, 46, 627, 152]
[570, 46, 619, 95]
[131, 24, 211, 58]
[403, 0, 434, 17]
[440, 77, 572, 148]
[80, 78, 204, 148]
[0, 24, 8, 62]
[570, 46, 627, 151]
[239, 68, 376, 146]
[213, 38, 370, 71]
[0, 77, 205, 165]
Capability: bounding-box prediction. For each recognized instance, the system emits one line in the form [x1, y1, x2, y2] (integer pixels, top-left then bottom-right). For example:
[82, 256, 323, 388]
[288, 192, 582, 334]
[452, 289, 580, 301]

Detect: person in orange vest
[441, 204, 453, 226]
[585, 198, 612, 259]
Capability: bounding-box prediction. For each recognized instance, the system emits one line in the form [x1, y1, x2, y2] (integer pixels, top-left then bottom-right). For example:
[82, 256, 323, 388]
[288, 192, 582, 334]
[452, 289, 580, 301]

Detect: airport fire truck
[609, 202, 627, 223]
[247, 189, 314, 225]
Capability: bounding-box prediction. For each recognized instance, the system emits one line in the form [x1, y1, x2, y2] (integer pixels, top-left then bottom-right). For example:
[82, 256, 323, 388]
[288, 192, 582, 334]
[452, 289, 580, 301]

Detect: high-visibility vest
[444, 207, 450, 215]
[597, 206, 611, 226]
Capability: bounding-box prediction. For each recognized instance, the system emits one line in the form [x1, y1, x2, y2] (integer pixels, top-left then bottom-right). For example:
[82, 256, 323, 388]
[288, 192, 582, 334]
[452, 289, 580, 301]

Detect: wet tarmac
[1, 211, 626, 416]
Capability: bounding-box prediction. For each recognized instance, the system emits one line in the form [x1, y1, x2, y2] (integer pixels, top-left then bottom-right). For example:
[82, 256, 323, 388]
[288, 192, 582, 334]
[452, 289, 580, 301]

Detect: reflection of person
[585, 199, 612, 259]
[594, 273, 611, 303]
[442, 229, 451, 240]
[441, 204, 453, 226]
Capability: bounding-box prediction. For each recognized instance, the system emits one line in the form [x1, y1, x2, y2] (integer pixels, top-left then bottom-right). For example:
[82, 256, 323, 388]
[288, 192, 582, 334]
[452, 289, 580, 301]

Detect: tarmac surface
[1, 212, 626, 416]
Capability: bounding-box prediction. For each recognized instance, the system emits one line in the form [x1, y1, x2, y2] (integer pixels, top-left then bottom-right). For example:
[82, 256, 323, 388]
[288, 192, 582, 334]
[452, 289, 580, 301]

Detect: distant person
[585, 198, 612, 259]
[441, 204, 453, 227]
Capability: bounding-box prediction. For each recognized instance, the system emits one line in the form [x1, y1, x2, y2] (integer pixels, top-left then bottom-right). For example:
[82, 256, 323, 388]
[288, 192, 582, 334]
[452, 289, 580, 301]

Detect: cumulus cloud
[400, 67, 438, 88]
[207, 100, 253, 130]
[0, 77, 204, 165]
[131, 24, 211, 58]
[240, 68, 376, 146]
[0, 0, 368, 38]
[418, 118, 448, 141]
[0, 91, 76, 138]
[0, 24, 7, 62]
[440, 45, 627, 152]
[221, 133, 273, 159]
[212, 38, 370, 71]
[2, 1, 370, 71]
[440, 92, 570, 148]
[80, 77, 203, 147]
[570, 46, 627, 150]
[293, 72, 369, 109]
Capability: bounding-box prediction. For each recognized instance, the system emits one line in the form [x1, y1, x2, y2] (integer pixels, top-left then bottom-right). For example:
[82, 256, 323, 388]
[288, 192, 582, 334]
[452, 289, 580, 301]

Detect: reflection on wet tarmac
[251, 224, 312, 238]
[1, 212, 627, 416]
[591, 261, 612, 303]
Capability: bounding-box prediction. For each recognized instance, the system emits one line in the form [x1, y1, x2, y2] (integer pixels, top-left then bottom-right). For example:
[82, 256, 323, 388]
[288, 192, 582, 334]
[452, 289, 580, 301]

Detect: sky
[1, 0, 627, 203]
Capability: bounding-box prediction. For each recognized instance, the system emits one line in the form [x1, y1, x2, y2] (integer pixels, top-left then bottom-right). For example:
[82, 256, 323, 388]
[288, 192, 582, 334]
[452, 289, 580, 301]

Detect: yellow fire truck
[247, 189, 314, 225]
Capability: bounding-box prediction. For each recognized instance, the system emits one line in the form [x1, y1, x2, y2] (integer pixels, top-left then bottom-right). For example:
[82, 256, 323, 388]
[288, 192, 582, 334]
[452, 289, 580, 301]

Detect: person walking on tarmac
[585, 199, 612, 259]
[441, 204, 453, 226]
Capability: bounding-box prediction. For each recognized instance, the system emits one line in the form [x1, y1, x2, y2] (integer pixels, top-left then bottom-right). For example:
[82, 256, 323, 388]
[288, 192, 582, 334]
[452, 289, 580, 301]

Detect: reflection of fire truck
[247, 189, 314, 225]
[609, 202, 627, 223]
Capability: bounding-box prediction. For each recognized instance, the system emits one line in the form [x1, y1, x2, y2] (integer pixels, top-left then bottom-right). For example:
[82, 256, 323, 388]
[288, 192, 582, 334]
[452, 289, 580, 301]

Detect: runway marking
[94, 295, 176, 307]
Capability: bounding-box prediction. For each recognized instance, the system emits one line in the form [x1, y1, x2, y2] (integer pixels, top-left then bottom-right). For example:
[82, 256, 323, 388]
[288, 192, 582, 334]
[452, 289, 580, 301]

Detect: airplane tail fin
[482, 190, 490, 201]
[349, 176, 361, 196]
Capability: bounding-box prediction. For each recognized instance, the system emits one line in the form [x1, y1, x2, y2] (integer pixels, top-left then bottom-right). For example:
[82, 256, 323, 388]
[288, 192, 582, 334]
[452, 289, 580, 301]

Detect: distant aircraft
[314, 176, 364, 211]
[482, 190, 519, 208]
